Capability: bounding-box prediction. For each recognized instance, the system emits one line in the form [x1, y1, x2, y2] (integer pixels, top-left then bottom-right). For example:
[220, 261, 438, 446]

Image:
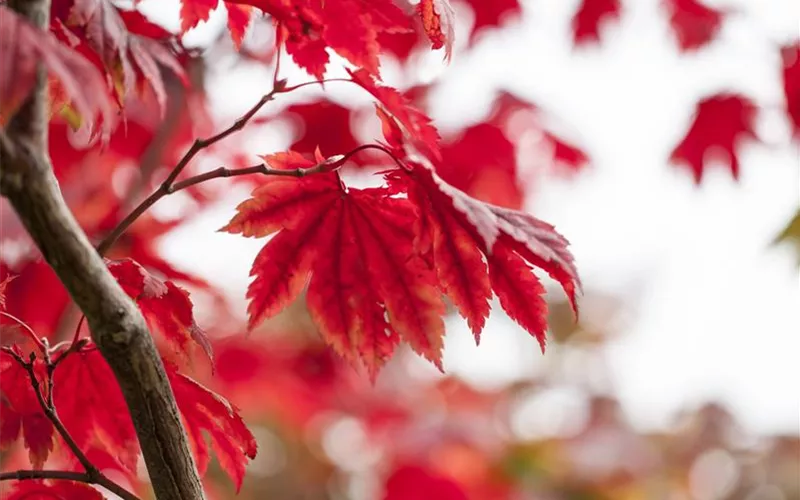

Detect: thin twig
[96, 89, 279, 256]
[0, 469, 140, 500]
[96, 142, 405, 256]
[281, 78, 352, 93]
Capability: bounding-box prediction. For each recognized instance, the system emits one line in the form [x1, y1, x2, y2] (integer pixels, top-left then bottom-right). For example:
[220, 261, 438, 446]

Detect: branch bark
[0, 0, 204, 498]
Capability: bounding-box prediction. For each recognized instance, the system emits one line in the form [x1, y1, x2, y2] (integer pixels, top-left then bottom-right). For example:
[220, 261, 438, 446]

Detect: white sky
[142, 0, 800, 435]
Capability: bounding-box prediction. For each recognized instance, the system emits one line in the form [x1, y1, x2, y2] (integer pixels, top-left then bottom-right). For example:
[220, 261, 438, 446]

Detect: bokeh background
[1, 0, 798, 498]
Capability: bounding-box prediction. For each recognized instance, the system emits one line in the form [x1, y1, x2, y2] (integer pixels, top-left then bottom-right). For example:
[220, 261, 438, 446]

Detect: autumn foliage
[0, 0, 798, 498]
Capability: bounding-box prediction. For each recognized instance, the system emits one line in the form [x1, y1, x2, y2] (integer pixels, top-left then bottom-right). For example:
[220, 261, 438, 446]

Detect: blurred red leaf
[438, 123, 524, 209]
[571, 0, 621, 46]
[3, 481, 105, 500]
[669, 93, 759, 183]
[459, 0, 521, 44]
[0, 260, 70, 337]
[62, 0, 185, 110]
[663, 0, 726, 51]
[782, 42, 800, 140]
[543, 130, 590, 173]
[0, 351, 53, 469]
[384, 464, 468, 500]
[284, 100, 365, 164]
[0, 7, 113, 136]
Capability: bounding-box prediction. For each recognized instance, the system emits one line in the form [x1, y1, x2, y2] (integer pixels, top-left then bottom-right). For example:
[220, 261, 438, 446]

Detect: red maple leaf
[179, 0, 253, 48]
[543, 130, 590, 174]
[52, 345, 139, 472]
[488, 90, 590, 174]
[663, 0, 726, 52]
[47, 341, 257, 488]
[2, 480, 105, 500]
[669, 93, 759, 183]
[782, 42, 800, 140]
[0, 261, 70, 337]
[225, 0, 412, 79]
[222, 152, 444, 376]
[396, 162, 579, 349]
[179, 0, 220, 32]
[418, 0, 456, 61]
[107, 258, 212, 365]
[458, 0, 521, 44]
[283, 99, 366, 165]
[0, 350, 53, 469]
[224, 148, 579, 375]
[438, 123, 524, 209]
[166, 362, 258, 491]
[571, 0, 621, 46]
[0, 7, 113, 137]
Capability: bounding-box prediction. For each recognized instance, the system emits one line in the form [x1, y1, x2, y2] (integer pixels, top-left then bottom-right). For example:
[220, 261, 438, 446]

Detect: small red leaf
[0, 351, 53, 469]
[107, 258, 212, 364]
[180, 0, 220, 32]
[0, 7, 113, 138]
[663, 0, 725, 52]
[669, 93, 759, 183]
[384, 464, 468, 500]
[63, 0, 186, 111]
[418, 0, 456, 61]
[53, 346, 139, 471]
[459, 0, 521, 44]
[225, 2, 253, 49]
[571, 0, 621, 46]
[166, 363, 257, 491]
[283, 100, 365, 165]
[782, 42, 800, 140]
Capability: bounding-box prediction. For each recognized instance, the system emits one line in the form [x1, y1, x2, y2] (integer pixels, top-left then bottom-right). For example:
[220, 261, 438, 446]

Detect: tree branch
[0, 1, 205, 498]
